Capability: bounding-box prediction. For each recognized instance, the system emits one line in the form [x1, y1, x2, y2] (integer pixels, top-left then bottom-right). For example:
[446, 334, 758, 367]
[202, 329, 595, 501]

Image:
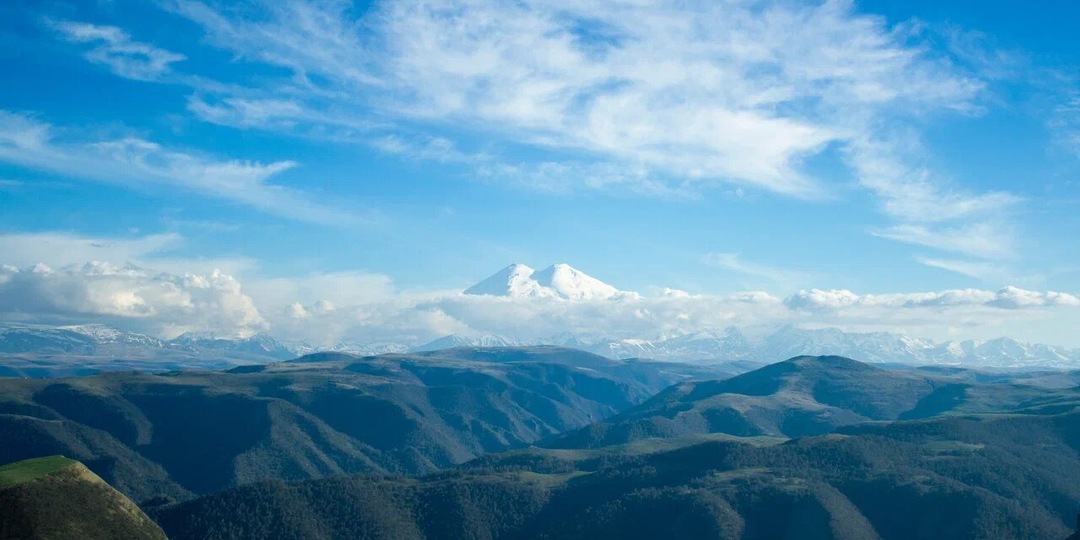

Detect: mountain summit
[465, 263, 626, 300]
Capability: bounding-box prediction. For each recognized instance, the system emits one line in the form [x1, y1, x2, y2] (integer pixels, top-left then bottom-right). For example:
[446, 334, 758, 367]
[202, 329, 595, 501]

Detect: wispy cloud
[873, 222, 1014, 260]
[55, 1, 1026, 268]
[0, 231, 255, 276]
[1051, 90, 1080, 158]
[917, 257, 1004, 281]
[370, 135, 488, 164]
[848, 133, 1020, 274]
[49, 20, 186, 81]
[0, 110, 362, 225]
[163, 0, 982, 197]
[703, 253, 811, 291]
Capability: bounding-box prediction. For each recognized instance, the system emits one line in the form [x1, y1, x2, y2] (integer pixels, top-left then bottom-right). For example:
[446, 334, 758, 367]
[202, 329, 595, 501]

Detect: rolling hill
[152, 408, 1080, 540]
[0, 455, 167, 540]
[547, 355, 1077, 448]
[0, 347, 732, 503]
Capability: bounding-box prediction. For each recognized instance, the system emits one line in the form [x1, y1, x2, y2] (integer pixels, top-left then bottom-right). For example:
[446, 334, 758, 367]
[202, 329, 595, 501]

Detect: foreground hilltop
[0, 455, 166, 540]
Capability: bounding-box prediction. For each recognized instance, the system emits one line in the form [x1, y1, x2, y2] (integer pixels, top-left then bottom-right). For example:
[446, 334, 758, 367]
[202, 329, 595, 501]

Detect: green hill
[547, 355, 1075, 448]
[0, 347, 730, 503]
[153, 408, 1080, 540]
[0, 455, 166, 540]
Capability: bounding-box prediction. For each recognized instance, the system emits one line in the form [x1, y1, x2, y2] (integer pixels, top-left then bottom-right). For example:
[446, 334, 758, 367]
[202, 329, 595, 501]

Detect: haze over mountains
[0, 323, 295, 377]
[5, 321, 1080, 380]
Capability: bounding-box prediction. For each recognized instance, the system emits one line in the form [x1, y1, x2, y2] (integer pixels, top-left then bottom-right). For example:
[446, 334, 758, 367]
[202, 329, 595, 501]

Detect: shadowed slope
[0, 347, 730, 503]
[548, 355, 1074, 448]
[154, 409, 1080, 540]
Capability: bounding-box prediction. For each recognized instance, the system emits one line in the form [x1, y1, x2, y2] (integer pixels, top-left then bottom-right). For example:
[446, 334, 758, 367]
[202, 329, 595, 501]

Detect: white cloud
[0, 231, 256, 277]
[848, 134, 1020, 270]
[0, 232, 181, 268]
[152, 0, 1028, 270]
[48, 2, 1030, 274]
[1, 240, 1077, 345]
[703, 253, 811, 291]
[0, 111, 361, 225]
[245, 272, 398, 311]
[166, 0, 984, 198]
[1051, 90, 1080, 158]
[49, 20, 186, 81]
[917, 257, 1003, 281]
[187, 96, 307, 129]
[0, 263, 264, 338]
[784, 287, 1079, 311]
[873, 222, 1014, 260]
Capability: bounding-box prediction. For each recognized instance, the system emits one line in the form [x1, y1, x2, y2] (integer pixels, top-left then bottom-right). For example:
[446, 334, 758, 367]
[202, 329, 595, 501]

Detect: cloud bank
[0, 239, 1077, 346]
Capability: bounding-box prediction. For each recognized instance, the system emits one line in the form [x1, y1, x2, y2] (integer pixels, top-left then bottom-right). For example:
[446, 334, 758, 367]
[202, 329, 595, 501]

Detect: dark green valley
[4, 348, 1080, 539]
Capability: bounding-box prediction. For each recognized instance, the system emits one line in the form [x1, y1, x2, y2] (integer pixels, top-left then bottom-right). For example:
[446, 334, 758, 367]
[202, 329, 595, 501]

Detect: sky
[0, 0, 1079, 347]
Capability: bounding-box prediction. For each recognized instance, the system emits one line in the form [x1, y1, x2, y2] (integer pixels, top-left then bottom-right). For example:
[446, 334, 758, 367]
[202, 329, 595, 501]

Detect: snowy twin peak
[464, 263, 632, 300]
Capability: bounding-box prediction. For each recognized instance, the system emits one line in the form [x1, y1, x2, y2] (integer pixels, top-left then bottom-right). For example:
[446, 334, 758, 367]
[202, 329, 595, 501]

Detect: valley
[4, 344, 1080, 539]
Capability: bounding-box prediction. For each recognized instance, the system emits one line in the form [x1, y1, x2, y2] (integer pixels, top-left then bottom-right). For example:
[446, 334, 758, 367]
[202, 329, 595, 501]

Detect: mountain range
[125, 351, 1080, 540]
[0, 347, 741, 502]
[3, 263, 1080, 374]
[416, 326, 1080, 368]
[0, 455, 166, 539]
[5, 320, 1080, 379]
[6, 347, 1080, 539]
[0, 323, 295, 377]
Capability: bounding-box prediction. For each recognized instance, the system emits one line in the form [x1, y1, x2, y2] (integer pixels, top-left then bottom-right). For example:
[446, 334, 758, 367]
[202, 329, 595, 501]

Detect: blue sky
[1, 0, 1079, 346]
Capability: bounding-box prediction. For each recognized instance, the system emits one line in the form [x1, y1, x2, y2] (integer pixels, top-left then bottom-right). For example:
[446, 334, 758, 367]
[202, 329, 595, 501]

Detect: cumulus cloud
[268, 283, 1080, 348]
[0, 263, 264, 338]
[785, 287, 1080, 311]
[1, 251, 1078, 346]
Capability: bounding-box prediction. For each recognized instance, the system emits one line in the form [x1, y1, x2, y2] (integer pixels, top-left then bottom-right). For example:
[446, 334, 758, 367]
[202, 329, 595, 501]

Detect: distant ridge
[545, 354, 1050, 448]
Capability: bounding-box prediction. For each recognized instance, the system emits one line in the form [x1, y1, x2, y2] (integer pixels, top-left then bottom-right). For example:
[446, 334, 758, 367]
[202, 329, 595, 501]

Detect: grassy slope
[0, 455, 75, 488]
[0, 456, 167, 540]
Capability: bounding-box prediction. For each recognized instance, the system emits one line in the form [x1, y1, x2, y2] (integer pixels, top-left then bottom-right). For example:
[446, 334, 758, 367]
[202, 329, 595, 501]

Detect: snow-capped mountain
[168, 332, 295, 360]
[411, 334, 523, 352]
[286, 340, 409, 357]
[413, 326, 1080, 368]
[0, 323, 164, 355]
[0, 323, 296, 362]
[59, 324, 165, 347]
[464, 263, 628, 300]
[3, 320, 1079, 375]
